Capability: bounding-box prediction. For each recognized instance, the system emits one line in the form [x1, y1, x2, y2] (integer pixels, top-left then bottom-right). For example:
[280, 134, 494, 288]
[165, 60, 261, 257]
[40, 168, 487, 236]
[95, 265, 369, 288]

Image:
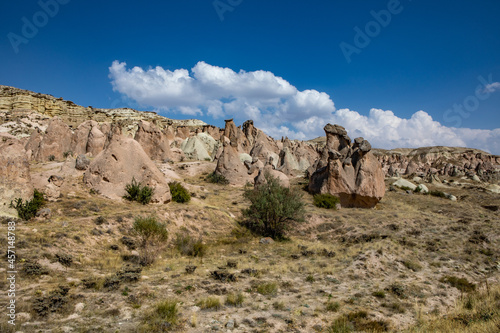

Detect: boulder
[486, 184, 500, 194]
[416, 184, 429, 193]
[392, 179, 417, 191]
[83, 138, 171, 203]
[0, 138, 34, 216]
[308, 124, 385, 208]
[75, 154, 90, 170]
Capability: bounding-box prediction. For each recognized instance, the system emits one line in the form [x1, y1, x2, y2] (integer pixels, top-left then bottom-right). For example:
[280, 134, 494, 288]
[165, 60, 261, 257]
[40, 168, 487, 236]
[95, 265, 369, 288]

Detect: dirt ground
[0, 160, 498, 332]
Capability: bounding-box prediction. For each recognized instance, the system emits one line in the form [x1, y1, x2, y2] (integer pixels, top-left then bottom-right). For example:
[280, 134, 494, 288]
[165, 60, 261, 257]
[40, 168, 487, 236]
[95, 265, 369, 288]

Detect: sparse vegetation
[174, 232, 206, 257]
[124, 177, 155, 205]
[226, 292, 244, 307]
[313, 193, 340, 209]
[10, 189, 45, 220]
[48, 155, 55, 161]
[256, 282, 278, 296]
[206, 171, 229, 185]
[430, 190, 447, 198]
[326, 300, 341, 312]
[197, 296, 222, 310]
[133, 215, 168, 265]
[372, 291, 386, 299]
[242, 172, 305, 239]
[168, 181, 191, 203]
[143, 299, 179, 331]
[63, 150, 73, 158]
[440, 275, 476, 293]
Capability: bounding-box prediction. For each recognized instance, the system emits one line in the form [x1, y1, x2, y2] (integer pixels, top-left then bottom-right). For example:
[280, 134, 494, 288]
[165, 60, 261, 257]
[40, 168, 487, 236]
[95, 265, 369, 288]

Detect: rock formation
[215, 139, 253, 185]
[134, 120, 173, 161]
[308, 124, 385, 208]
[26, 117, 73, 161]
[374, 147, 500, 182]
[180, 133, 220, 161]
[0, 137, 34, 216]
[83, 138, 171, 203]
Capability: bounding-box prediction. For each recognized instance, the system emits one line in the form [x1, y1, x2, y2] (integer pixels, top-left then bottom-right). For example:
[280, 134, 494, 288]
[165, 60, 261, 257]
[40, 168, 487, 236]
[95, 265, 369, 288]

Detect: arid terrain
[0, 86, 499, 332]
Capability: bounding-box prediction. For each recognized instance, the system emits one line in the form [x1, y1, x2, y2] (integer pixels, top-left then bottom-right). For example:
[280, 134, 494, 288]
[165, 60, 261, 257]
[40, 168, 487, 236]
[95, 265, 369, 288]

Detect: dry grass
[1, 163, 498, 332]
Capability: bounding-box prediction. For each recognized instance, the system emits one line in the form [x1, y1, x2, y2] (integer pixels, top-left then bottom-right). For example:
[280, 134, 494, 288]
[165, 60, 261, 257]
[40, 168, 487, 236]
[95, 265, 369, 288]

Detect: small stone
[226, 319, 235, 329]
[259, 237, 274, 245]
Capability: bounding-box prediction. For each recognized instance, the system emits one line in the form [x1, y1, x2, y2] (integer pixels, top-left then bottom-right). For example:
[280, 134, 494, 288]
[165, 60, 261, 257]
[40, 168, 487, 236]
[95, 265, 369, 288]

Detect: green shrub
[48, 155, 56, 161]
[10, 189, 45, 220]
[256, 282, 278, 296]
[242, 172, 305, 239]
[206, 172, 229, 185]
[63, 151, 73, 158]
[372, 291, 386, 299]
[169, 182, 191, 203]
[402, 259, 422, 272]
[226, 292, 244, 307]
[430, 190, 447, 198]
[326, 301, 341, 312]
[124, 178, 154, 205]
[440, 275, 476, 293]
[174, 232, 206, 257]
[143, 299, 179, 331]
[197, 296, 222, 310]
[313, 193, 340, 209]
[133, 216, 168, 266]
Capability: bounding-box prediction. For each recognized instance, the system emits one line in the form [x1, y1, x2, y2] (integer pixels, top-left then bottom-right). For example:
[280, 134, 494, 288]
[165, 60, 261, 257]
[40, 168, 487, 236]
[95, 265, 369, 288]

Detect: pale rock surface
[27, 117, 73, 161]
[134, 120, 172, 161]
[0, 137, 33, 216]
[392, 179, 417, 191]
[83, 138, 171, 203]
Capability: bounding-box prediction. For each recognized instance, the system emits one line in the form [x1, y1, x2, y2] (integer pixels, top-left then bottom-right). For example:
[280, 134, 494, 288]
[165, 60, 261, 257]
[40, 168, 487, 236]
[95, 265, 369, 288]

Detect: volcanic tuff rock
[215, 119, 306, 185]
[134, 120, 173, 161]
[373, 147, 500, 183]
[83, 138, 172, 203]
[0, 136, 34, 216]
[308, 124, 385, 208]
[0, 85, 207, 129]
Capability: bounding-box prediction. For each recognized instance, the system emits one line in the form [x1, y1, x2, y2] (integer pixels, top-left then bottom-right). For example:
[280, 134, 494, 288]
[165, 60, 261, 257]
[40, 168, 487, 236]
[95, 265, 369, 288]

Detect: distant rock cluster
[1, 85, 499, 217]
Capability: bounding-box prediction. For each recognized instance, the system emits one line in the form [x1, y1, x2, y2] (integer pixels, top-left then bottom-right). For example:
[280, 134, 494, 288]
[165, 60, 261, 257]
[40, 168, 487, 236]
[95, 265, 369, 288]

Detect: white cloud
[109, 61, 500, 154]
[484, 82, 500, 93]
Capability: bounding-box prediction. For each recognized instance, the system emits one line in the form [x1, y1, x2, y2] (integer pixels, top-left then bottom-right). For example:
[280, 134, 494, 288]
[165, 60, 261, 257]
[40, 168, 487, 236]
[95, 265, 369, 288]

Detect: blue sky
[1, 0, 500, 153]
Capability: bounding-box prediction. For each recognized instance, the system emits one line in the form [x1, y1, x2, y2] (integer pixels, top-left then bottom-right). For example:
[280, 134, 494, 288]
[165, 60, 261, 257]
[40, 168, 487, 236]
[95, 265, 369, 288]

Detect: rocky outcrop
[26, 117, 73, 161]
[134, 120, 173, 161]
[215, 139, 253, 185]
[374, 147, 500, 183]
[83, 138, 171, 203]
[0, 137, 34, 216]
[308, 124, 385, 208]
[0, 85, 207, 130]
[254, 165, 290, 188]
[181, 133, 220, 161]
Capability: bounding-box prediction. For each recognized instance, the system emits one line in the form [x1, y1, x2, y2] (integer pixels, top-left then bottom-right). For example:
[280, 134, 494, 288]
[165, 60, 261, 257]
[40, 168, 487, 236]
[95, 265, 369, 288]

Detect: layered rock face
[0, 85, 207, 130]
[83, 138, 171, 203]
[0, 137, 34, 216]
[374, 147, 500, 182]
[308, 124, 385, 208]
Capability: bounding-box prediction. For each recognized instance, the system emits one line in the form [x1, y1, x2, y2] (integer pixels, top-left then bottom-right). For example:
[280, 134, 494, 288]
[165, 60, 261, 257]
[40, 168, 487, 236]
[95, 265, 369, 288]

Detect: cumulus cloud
[109, 61, 500, 154]
[484, 81, 500, 93]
